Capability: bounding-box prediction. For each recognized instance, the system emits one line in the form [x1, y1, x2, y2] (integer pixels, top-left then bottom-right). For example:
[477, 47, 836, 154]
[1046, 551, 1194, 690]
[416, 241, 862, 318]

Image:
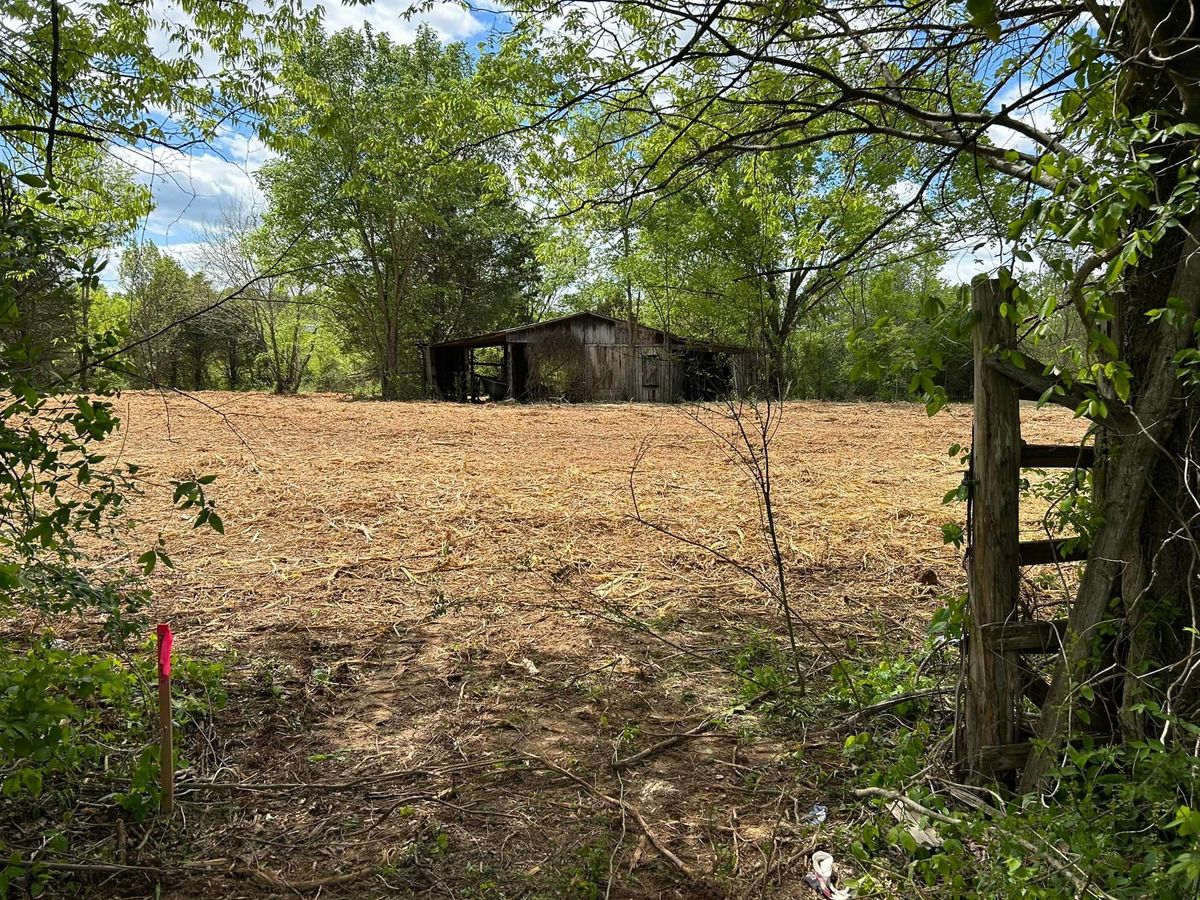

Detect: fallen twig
[836, 689, 951, 731]
[240, 864, 379, 891]
[7, 857, 379, 892]
[613, 692, 768, 769]
[852, 787, 960, 826]
[176, 757, 520, 797]
[613, 718, 719, 769]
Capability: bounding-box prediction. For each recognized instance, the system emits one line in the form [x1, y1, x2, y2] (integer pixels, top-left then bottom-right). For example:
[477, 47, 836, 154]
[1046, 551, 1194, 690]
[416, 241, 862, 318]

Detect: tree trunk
[192, 350, 205, 390]
[78, 280, 90, 392]
[766, 338, 787, 401]
[1114, 253, 1200, 743]
[1118, 408, 1200, 742]
[380, 357, 401, 401]
[227, 347, 241, 390]
[1021, 215, 1200, 790]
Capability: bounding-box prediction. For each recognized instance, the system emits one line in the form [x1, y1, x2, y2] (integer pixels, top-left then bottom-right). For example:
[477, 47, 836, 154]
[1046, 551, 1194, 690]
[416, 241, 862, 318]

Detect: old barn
[422, 311, 749, 403]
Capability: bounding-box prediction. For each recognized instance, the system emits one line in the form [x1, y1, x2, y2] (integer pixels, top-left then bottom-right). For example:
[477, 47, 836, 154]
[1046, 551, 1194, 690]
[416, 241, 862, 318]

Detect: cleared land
[67, 393, 1085, 897]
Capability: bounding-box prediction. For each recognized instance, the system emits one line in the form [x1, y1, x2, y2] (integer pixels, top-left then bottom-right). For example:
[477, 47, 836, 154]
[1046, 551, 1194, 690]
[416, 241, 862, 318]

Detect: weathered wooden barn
[422, 311, 749, 403]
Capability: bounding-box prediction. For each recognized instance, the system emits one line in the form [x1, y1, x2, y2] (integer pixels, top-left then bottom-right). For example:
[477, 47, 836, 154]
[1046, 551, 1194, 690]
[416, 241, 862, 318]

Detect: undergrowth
[0, 637, 225, 894]
[828, 620, 1200, 898]
[1, 210, 225, 894]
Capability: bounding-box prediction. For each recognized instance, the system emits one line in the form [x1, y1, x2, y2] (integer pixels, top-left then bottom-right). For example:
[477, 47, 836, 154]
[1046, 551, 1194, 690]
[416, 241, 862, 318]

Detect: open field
[44, 393, 1086, 897]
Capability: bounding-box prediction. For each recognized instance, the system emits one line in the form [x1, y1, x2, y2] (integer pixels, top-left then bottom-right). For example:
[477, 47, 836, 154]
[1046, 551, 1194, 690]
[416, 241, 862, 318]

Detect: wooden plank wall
[512, 317, 677, 402]
[506, 315, 745, 403]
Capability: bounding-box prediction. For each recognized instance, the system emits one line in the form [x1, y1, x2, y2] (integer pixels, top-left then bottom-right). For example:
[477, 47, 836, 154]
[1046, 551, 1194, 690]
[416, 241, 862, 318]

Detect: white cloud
[102, 131, 272, 284]
[113, 133, 270, 240]
[890, 179, 920, 203]
[317, 0, 485, 42]
[939, 239, 1040, 285]
[985, 81, 1060, 156]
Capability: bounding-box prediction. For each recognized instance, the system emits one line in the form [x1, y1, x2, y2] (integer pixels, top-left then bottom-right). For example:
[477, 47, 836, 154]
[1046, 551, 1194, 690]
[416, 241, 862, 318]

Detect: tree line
[10, 22, 987, 403]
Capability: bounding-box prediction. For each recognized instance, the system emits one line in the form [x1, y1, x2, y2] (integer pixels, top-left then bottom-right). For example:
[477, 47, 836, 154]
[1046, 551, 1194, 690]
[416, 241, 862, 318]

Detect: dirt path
[81, 393, 1083, 897]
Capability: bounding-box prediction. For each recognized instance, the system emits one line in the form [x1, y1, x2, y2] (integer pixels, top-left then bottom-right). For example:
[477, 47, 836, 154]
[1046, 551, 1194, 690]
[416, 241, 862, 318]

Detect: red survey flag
[156, 623, 173, 678]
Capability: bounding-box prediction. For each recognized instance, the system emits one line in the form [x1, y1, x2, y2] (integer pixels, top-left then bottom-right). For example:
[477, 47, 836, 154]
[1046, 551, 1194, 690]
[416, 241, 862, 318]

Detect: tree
[500, 0, 1200, 786]
[0, 153, 148, 389]
[260, 25, 541, 400]
[518, 55, 962, 395]
[1, 0, 312, 179]
[1, 0, 299, 881]
[2, 0, 316, 392]
[203, 203, 317, 394]
[845, 259, 971, 401]
[119, 242, 203, 388]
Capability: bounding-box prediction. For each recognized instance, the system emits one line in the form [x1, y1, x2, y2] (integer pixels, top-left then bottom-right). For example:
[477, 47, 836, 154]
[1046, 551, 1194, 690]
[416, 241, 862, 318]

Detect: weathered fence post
[961, 277, 1022, 780]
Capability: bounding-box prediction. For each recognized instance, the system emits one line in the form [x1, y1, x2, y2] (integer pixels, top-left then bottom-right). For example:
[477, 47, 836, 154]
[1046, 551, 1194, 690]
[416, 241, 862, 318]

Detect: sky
[109, 0, 503, 281]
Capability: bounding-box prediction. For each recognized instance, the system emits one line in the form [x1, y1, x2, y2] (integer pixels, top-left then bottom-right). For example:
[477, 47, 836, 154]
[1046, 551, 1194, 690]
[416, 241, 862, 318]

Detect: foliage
[730, 629, 804, 710]
[1025, 467, 1095, 547]
[846, 735, 1200, 897]
[832, 655, 938, 720]
[521, 83, 966, 397]
[493, 0, 1200, 792]
[834, 631, 1200, 898]
[117, 241, 234, 390]
[0, 0, 323, 888]
[0, 0, 314, 175]
[259, 25, 542, 400]
[0, 638, 226, 890]
[202, 204, 321, 394]
[0, 183, 147, 633]
[0, 175, 221, 885]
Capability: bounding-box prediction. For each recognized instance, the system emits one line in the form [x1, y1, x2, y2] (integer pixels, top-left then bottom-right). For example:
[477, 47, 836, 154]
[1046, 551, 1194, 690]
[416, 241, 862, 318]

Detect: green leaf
[137, 550, 157, 575]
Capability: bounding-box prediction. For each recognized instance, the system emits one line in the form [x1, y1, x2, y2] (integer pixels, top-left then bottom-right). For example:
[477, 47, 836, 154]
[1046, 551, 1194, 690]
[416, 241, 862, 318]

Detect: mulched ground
[25, 393, 1085, 898]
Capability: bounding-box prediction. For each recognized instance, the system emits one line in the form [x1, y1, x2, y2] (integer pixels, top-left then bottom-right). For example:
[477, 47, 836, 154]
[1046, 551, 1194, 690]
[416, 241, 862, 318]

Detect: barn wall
[515, 322, 589, 400]
[583, 344, 625, 401]
[581, 345, 679, 402]
[511, 317, 677, 402]
[633, 346, 676, 402]
[431, 313, 748, 403]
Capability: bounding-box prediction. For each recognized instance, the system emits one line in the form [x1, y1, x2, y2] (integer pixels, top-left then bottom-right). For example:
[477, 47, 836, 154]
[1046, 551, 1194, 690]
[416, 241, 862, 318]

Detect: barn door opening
[510, 343, 529, 400]
[680, 350, 733, 401]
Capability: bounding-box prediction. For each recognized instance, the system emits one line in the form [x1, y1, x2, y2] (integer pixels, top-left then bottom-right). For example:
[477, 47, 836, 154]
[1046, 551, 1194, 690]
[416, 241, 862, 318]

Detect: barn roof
[428, 310, 745, 353]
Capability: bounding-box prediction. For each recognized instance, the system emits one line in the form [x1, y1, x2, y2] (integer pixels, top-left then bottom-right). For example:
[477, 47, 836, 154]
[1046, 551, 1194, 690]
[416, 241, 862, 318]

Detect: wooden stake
[156, 623, 174, 818]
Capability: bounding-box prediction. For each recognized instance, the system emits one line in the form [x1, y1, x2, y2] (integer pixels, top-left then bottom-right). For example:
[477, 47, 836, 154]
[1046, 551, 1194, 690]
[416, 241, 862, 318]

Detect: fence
[958, 278, 1093, 782]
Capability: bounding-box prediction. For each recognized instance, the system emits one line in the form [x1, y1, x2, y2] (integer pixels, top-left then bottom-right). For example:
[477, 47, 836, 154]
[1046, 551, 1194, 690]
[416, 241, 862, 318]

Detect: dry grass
[49, 393, 1087, 897]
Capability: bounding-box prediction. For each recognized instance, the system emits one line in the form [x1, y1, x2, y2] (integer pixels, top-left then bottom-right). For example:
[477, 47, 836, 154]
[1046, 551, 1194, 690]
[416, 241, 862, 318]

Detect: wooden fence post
[961, 277, 1022, 780]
